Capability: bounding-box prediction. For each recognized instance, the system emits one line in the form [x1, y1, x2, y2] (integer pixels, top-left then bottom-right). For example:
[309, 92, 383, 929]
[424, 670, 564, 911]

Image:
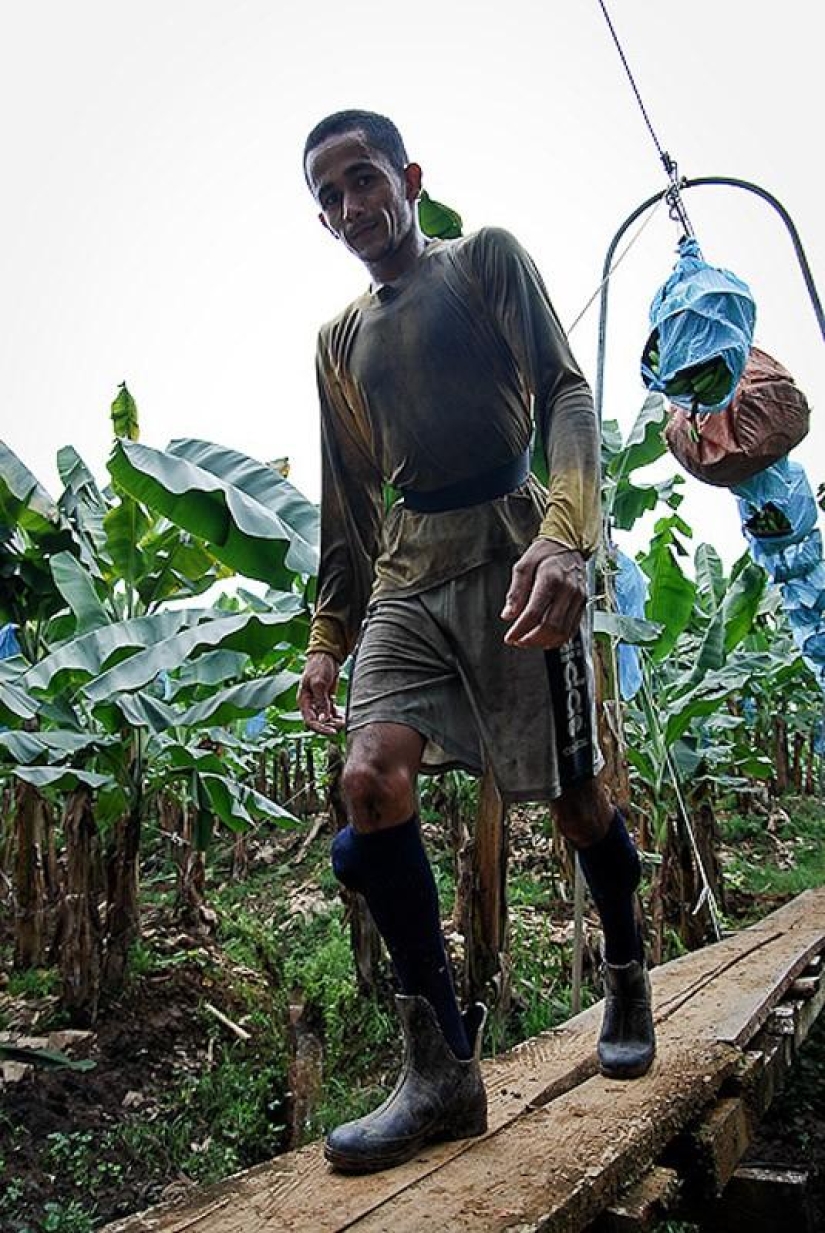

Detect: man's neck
[364, 228, 429, 288]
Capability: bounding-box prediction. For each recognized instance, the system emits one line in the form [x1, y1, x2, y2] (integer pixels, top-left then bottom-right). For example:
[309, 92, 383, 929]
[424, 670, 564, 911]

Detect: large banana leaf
[166, 649, 250, 697]
[104, 672, 300, 735]
[56, 446, 109, 574]
[640, 517, 696, 662]
[0, 677, 38, 723]
[0, 442, 60, 537]
[687, 560, 766, 684]
[0, 730, 116, 765]
[606, 394, 669, 480]
[108, 438, 319, 587]
[198, 771, 298, 830]
[50, 551, 110, 634]
[662, 652, 773, 747]
[81, 611, 304, 703]
[99, 693, 178, 734]
[12, 766, 112, 792]
[102, 669, 299, 733]
[24, 609, 212, 695]
[175, 672, 299, 728]
[694, 543, 726, 613]
[103, 498, 152, 595]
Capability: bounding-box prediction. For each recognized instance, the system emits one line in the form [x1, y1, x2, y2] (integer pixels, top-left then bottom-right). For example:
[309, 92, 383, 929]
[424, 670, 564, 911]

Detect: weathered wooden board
[102, 887, 825, 1233]
[593, 1165, 682, 1232]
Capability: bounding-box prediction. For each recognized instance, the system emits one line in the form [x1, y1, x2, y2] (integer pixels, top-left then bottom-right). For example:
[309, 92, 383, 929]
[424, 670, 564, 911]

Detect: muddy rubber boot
[324, 995, 487, 1173]
[597, 959, 656, 1080]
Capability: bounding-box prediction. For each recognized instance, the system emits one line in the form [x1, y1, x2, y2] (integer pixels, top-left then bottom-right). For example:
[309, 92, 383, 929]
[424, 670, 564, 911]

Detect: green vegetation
[720, 794, 825, 903]
[2, 387, 825, 1228]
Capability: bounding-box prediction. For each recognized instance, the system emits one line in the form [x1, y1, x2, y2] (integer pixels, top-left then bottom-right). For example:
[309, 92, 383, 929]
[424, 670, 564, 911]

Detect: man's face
[306, 130, 419, 268]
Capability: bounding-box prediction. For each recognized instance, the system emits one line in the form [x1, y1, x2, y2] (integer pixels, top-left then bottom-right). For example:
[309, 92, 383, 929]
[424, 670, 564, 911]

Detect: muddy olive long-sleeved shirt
[308, 226, 601, 663]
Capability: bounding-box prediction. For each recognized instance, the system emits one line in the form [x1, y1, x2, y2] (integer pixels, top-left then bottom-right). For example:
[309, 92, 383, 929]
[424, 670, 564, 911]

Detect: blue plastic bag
[613, 549, 648, 701]
[782, 562, 825, 617]
[244, 711, 267, 739]
[0, 625, 21, 660]
[641, 237, 756, 413]
[751, 529, 822, 585]
[733, 458, 819, 555]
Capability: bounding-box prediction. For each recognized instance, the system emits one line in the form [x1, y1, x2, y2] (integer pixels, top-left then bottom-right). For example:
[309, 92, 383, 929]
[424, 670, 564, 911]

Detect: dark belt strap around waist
[400, 448, 531, 513]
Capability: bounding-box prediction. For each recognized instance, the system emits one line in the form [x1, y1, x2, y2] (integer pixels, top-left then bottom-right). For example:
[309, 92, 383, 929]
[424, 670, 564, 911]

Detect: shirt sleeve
[308, 336, 384, 662]
[468, 227, 601, 557]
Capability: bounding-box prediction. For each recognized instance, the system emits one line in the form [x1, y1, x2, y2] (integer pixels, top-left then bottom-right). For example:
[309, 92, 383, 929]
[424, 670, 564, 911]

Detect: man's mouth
[346, 221, 379, 245]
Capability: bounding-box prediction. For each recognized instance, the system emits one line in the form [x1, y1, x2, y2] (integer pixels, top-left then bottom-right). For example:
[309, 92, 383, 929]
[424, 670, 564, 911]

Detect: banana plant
[0, 385, 322, 1019]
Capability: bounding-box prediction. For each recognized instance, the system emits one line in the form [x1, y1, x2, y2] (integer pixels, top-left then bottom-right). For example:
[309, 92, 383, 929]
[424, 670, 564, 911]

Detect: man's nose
[343, 192, 365, 222]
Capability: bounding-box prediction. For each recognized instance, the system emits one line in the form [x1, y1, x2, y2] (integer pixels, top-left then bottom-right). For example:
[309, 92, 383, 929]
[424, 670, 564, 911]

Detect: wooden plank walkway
[103, 886, 825, 1233]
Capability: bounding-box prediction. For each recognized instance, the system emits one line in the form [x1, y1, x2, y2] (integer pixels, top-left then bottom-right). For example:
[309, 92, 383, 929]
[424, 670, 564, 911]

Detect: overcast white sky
[1, 0, 822, 568]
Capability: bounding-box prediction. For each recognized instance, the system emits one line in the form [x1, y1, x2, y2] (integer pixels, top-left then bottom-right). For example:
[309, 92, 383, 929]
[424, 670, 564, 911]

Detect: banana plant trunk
[102, 805, 142, 994]
[59, 786, 103, 1026]
[176, 802, 206, 927]
[12, 781, 54, 969]
[650, 796, 723, 962]
[0, 783, 14, 875]
[805, 730, 817, 794]
[773, 714, 790, 794]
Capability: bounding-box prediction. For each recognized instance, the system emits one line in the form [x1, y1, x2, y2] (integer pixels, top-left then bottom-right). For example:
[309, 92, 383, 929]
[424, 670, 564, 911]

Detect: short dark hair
[303, 109, 408, 185]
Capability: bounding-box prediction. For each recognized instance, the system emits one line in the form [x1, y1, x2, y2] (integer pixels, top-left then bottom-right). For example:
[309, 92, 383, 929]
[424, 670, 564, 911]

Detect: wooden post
[467, 764, 509, 1013]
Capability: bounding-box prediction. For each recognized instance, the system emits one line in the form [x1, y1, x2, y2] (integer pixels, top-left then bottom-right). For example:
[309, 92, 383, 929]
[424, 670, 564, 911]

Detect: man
[298, 109, 655, 1174]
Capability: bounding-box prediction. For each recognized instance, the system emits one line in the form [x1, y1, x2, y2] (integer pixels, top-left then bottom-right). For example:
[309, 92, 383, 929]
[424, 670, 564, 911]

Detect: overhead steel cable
[595, 0, 695, 239]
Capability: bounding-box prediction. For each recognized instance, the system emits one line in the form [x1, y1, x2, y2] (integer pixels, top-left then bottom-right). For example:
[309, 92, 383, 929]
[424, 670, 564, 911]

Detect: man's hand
[501, 539, 587, 649]
[298, 651, 346, 735]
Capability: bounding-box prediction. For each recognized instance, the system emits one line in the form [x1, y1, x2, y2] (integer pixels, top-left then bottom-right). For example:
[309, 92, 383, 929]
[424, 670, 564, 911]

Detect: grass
[719, 793, 825, 903]
[5, 965, 59, 999]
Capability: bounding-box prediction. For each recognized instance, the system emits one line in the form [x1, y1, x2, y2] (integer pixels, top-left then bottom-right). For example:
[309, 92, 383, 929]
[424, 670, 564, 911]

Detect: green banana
[745, 502, 792, 538]
[664, 357, 732, 406]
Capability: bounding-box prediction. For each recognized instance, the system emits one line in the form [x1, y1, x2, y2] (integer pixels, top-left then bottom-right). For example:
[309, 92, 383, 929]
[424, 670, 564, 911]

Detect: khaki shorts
[346, 558, 604, 803]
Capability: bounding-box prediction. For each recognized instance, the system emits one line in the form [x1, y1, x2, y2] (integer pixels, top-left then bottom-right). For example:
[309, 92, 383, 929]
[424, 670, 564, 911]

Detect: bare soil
[0, 951, 282, 1229]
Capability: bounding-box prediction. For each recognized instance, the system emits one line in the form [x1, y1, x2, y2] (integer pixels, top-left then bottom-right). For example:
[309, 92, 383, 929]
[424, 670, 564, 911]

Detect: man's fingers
[504, 593, 551, 643]
[504, 589, 586, 648]
[298, 677, 344, 734]
[501, 558, 534, 620]
[306, 713, 345, 736]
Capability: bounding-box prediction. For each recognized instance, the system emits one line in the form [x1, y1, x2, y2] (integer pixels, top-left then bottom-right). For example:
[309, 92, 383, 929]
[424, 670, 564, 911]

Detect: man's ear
[319, 212, 340, 240]
[404, 162, 423, 202]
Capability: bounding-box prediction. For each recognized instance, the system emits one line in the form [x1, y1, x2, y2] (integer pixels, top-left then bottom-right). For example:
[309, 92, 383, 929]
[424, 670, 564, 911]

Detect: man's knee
[341, 730, 420, 831]
[551, 776, 614, 848]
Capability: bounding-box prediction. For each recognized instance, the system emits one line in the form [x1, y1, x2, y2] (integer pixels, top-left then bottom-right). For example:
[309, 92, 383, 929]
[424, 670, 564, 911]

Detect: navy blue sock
[331, 816, 471, 1059]
[576, 809, 642, 965]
